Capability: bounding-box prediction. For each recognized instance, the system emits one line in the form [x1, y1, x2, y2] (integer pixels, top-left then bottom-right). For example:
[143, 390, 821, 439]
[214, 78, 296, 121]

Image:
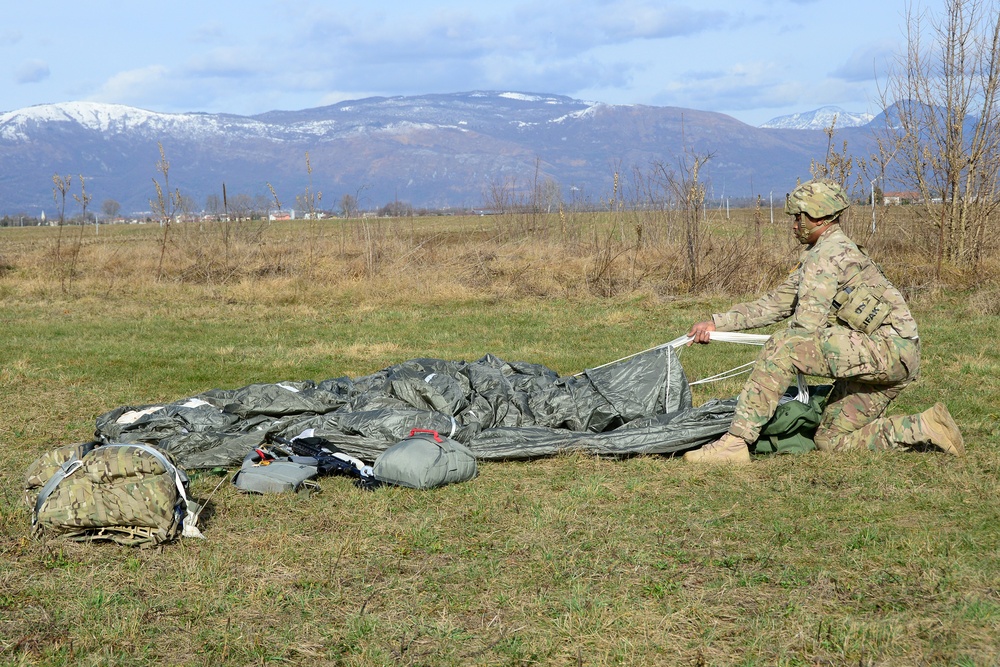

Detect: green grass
[1, 220, 999, 666]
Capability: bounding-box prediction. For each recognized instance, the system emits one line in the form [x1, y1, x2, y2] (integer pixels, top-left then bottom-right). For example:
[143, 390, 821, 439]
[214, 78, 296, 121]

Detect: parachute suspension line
[673, 332, 808, 404]
[580, 331, 809, 405]
[574, 332, 771, 378]
[673, 332, 765, 387]
[687, 360, 757, 385]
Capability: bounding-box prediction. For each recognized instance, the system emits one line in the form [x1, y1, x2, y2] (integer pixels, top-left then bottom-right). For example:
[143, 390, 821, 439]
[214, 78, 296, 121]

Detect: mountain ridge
[760, 105, 874, 130]
[0, 92, 878, 216]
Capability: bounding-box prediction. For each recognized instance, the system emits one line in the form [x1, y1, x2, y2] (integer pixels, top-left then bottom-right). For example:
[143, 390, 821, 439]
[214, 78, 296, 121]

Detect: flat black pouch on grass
[372, 428, 478, 489]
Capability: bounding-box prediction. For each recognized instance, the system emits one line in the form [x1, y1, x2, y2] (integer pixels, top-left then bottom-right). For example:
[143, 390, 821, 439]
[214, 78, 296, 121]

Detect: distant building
[883, 191, 922, 205]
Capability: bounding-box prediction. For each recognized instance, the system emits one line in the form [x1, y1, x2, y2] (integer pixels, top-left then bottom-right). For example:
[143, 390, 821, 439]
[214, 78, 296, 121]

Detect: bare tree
[879, 0, 1000, 272]
[484, 175, 516, 214]
[542, 177, 562, 214]
[205, 193, 222, 219]
[253, 194, 273, 219]
[51, 174, 72, 288]
[810, 118, 856, 188]
[150, 143, 181, 281]
[378, 200, 413, 217]
[101, 198, 121, 222]
[667, 149, 713, 291]
[229, 193, 254, 220]
[339, 194, 358, 218]
[177, 194, 196, 217]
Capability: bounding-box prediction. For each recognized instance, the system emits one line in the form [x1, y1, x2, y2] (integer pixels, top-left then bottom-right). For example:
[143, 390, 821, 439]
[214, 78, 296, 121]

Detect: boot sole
[931, 402, 965, 456]
[682, 450, 751, 464]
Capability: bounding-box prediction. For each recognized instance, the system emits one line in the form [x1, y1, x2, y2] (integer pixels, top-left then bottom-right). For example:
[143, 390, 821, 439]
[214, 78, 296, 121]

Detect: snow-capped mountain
[0, 92, 878, 215]
[0, 93, 600, 144]
[761, 106, 874, 130]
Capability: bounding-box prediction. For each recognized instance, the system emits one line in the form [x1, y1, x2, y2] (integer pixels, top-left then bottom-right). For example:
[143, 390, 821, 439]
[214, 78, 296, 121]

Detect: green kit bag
[754, 386, 832, 455]
[372, 429, 478, 490]
[24, 442, 204, 546]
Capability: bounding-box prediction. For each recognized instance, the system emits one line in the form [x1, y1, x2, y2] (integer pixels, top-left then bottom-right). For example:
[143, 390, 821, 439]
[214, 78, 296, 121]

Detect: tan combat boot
[683, 433, 751, 464]
[919, 402, 965, 456]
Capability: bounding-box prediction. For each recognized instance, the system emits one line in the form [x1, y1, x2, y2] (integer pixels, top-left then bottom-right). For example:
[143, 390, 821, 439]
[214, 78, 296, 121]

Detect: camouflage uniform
[711, 225, 933, 452]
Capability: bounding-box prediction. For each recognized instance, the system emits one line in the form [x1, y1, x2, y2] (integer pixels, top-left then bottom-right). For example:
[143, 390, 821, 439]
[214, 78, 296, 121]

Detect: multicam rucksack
[24, 442, 204, 547]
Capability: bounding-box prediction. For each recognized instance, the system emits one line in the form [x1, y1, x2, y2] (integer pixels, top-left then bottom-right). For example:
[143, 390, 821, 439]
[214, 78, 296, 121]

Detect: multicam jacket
[711, 226, 918, 339]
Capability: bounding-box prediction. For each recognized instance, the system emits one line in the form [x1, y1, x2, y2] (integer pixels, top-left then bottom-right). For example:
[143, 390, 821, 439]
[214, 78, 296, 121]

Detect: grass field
[1, 212, 999, 666]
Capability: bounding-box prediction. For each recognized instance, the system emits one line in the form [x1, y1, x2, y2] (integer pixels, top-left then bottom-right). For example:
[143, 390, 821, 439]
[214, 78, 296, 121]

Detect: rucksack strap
[32, 456, 83, 525]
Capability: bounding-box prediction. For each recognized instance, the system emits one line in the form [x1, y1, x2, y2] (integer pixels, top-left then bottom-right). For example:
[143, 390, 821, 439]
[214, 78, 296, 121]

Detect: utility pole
[870, 178, 878, 233]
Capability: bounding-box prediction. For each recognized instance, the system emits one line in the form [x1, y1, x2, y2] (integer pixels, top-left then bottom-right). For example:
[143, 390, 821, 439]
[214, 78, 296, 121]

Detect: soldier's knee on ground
[813, 429, 839, 452]
[814, 425, 863, 452]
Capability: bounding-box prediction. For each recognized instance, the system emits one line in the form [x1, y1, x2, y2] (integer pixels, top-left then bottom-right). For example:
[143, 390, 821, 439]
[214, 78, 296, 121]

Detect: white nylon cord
[666, 331, 771, 348]
[581, 331, 771, 375]
[582, 330, 810, 404]
[675, 331, 809, 404]
[687, 360, 757, 385]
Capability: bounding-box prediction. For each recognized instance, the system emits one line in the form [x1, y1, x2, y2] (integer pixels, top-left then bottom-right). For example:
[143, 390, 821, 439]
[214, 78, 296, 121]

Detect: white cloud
[2, 29, 23, 45]
[15, 60, 49, 84]
[831, 42, 897, 83]
[648, 58, 883, 126]
[316, 89, 383, 106]
[189, 22, 226, 44]
[600, 4, 730, 41]
[88, 65, 171, 107]
[0, 0, 917, 125]
[183, 48, 263, 79]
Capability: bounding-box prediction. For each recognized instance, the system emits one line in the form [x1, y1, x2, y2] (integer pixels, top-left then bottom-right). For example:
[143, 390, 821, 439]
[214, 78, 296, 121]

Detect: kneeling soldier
[684, 178, 963, 463]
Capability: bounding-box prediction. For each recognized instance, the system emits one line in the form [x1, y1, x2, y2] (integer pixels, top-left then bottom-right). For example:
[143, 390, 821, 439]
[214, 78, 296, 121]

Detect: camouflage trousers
[728, 326, 924, 452]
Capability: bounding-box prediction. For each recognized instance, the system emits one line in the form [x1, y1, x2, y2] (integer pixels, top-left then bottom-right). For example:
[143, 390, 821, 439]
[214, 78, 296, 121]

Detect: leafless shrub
[8, 166, 994, 303]
[66, 175, 92, 291]
[878, 0, 1000, 274]
[150, 143, 183, 282]
[966, 286, 1000, 315]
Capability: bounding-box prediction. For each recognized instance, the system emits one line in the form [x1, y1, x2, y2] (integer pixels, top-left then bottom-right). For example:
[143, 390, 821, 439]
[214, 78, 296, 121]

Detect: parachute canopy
[95, 347, 739, 469]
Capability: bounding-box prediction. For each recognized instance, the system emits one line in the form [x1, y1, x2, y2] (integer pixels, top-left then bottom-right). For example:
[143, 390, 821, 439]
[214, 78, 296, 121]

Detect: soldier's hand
[687, 320, 716, 345]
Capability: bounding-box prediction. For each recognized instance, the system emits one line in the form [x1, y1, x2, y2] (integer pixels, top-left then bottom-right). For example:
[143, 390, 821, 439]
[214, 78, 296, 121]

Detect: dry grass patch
[1, 211, 998, 666]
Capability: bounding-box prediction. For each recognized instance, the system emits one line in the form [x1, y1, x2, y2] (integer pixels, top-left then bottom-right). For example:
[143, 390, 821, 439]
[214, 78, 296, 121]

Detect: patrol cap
[784, 178, 850, 219]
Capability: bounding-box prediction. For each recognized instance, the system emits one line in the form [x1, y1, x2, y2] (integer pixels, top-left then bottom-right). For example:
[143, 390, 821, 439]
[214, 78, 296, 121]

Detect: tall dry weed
[966, 287, 1000, 316]
[0, 207, 991, 305]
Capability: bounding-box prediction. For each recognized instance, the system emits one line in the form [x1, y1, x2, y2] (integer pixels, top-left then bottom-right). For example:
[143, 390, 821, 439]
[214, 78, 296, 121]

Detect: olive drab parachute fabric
[91, 347, 824, 469]
[24, 442, 203, 546]
[93, 348, 741, 469]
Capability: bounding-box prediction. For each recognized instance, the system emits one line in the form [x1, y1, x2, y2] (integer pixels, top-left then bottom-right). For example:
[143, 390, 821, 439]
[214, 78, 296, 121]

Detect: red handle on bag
[409, 428, 443, 442]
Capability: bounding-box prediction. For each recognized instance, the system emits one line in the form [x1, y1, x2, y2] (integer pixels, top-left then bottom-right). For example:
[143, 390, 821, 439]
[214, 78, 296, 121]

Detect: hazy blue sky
[2, 0, 930, 126]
